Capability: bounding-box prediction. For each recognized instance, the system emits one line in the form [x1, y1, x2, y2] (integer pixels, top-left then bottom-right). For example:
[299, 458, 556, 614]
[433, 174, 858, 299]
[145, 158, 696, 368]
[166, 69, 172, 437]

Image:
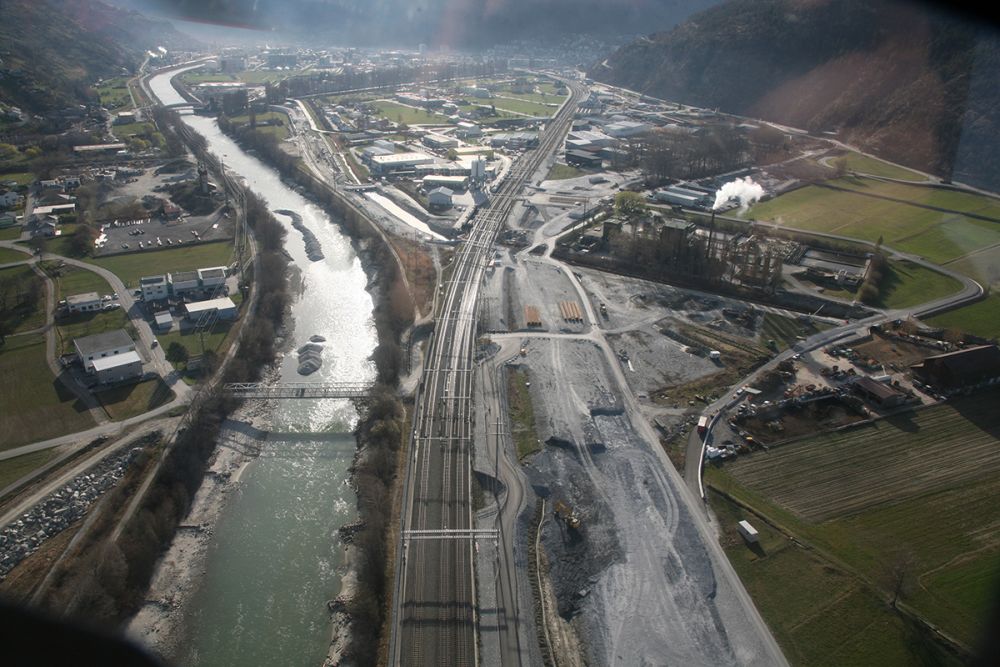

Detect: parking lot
[95, 209, 234, 257]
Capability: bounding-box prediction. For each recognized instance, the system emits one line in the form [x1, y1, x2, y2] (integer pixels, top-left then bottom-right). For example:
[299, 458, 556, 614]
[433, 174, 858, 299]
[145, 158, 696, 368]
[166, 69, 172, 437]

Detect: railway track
[391, 78, 583, 666]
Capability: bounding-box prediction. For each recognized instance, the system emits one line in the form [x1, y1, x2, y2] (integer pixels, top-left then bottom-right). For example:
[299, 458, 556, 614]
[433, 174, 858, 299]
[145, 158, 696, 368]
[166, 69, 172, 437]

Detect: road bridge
[222, 382, 373, 399]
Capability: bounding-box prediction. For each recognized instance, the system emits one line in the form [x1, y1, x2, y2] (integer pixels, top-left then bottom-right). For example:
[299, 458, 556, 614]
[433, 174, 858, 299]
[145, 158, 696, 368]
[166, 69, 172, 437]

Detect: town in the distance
[1, 1, 999, 666]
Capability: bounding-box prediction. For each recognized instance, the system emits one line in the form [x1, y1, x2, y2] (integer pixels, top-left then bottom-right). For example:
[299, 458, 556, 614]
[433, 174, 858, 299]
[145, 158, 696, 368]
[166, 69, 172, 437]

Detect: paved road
[389, 80, 583, 666]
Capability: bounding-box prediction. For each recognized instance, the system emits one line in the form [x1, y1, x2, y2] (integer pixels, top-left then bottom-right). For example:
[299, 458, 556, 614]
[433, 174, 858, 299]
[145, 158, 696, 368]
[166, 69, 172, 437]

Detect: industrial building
[422, 174, 469, 190]
[74, 329, 143, 384]
[489, 132, 538, 149]
[168, 270, 200, 296]
[565, 151, 603, 168]
[653, 185, 713, 209]
[455, 122, 482, 138]
[369, 152, 435, 175]
[422, 133, 459, 150]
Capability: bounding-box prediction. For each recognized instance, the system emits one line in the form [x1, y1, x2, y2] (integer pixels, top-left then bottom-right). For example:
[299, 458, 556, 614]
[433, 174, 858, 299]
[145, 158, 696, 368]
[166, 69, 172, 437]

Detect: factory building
[369, 152, 435, 175]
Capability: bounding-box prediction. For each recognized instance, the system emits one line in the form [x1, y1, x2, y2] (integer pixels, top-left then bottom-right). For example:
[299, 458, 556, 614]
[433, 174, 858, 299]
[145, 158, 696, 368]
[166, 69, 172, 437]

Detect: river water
[148, 67, 377, 666]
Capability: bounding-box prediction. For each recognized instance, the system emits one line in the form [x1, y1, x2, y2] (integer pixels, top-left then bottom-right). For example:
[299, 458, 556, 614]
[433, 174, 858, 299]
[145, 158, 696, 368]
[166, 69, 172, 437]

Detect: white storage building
[66, 292, 102, 314]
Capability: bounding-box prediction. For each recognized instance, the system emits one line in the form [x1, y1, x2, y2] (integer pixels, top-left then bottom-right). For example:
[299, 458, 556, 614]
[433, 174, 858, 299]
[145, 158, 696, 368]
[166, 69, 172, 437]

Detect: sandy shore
[125, 401, 271, 661]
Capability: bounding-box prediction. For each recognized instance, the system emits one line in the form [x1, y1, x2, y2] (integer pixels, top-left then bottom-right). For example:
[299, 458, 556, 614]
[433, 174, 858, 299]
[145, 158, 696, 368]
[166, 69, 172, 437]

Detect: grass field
[157, 319, 235, 368]
[113, 121, 156, 138]
[507, 367, 540, 459]
[0, 265, 46, 333]
[545, 164, 586, 181]
[875, 260, 961, 309]
[228, 111, 290, 140]
[55, 310, 130, 356]
[749, 178, 1000, 267]
[2, 172, 35, 186]
[87, 240, 233, 287]
[840, 152, 925, 181]
[0, 335, 95, 450]
[488, 96, 556, 117]
[926, 293, 1000, 340]
[945, 245, 1000, 289]
[97, 77, 132, 110]
[709, 490, 962, 667]
[45, 263, 111, 299]
[0, 247, 28, 264]
[96, 378, 174, 421]
[0, 225, 23, 241]
[711, 389, 1000, 646]
[0, 448, 58, 491]
[372, 101, 452, 126]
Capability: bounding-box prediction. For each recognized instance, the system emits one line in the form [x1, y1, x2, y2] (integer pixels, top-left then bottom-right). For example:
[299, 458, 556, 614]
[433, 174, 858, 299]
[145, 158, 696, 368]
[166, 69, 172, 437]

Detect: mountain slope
[0, 0, 197, 113]
[591, 0, 1000, 190]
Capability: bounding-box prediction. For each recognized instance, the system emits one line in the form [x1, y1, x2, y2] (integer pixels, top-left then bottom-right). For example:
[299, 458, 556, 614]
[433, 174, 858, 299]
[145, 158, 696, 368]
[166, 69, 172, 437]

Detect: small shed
[154, 311, 173, 330]
[427, 186, 454, 209]
[737, 520, 759, 544]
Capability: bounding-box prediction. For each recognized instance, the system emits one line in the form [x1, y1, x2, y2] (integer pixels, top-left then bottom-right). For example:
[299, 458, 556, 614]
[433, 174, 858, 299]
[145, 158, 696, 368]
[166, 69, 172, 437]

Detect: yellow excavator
[554, 500, 581, 530]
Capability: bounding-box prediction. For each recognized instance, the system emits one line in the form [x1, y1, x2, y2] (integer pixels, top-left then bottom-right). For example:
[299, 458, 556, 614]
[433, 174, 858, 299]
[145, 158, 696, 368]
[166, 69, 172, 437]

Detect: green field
[840, 152, 925, 181]
[875, 260, 962, 309]
[97, 77, 132, 110]
[1, 172, 35, 186]
[0, 335, 95, 450]
[759, 312, 827, 350]
[372, 101, 452, 126]
[87, 241, 233, 287]
[0, 448, 58, 491]
[0, 247, 28, 264]
[96, 378, 174, 421]
[0, 226, 23, 241]
[228, 111, 289, 140]
[545, 164, 586, 181]
[180, 71, 234, 84]
[488, 96, 557, 117]
[507, 368, 540, 459]
[709, 491, 961, 667]
[157, 319, 235, 370]
[749, 178, 1000, 267]
[927, 293, 1000, 340]
[0, 265, 45, 333]
[113, 121, 156, 138]
[710, 390, 1000, 647]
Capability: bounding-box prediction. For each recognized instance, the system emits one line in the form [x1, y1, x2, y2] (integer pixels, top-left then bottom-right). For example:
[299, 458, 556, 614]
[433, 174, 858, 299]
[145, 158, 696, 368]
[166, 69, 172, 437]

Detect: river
[147, 66, 377, 666]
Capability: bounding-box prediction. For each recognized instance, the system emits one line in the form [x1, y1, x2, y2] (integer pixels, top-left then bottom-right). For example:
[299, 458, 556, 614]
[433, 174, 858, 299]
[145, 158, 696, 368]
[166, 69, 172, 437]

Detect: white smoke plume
[713, 176, 765, 210]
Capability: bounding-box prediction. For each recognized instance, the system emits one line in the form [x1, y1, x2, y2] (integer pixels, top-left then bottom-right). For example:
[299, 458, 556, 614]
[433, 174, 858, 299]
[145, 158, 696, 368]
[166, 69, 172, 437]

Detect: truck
[697, 415, 709, 436]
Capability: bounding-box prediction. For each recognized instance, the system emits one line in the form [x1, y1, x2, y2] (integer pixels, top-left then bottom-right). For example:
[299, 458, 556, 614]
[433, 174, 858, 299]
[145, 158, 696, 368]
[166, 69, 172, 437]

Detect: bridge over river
[222, 382, 373, 400]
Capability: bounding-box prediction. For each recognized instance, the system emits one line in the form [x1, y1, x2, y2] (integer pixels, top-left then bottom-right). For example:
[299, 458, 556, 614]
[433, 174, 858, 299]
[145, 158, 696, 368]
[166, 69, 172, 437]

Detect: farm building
[911, 345, 1000, 390]
[66, 292, 102, 314]
[852, 376, 907, 407]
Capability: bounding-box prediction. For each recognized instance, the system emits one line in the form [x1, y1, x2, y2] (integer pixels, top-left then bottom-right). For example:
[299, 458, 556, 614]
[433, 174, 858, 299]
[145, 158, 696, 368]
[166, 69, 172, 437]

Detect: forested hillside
[592, 0, 1000, 190]
[0, 0, 197, 113]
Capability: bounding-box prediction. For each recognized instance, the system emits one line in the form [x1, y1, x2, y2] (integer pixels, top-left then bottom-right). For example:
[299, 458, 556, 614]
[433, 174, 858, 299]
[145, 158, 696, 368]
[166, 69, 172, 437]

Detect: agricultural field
[711, 389, 1000, 647]
[839, 152, 925, 181]
[87, 240, 233, 287]
[749, 178, 1000, 267]
[0, 335, 95, 450]
[709, 490, 961, 667]
[486, 96, 557, 117]
[927, 293, 1000, 340]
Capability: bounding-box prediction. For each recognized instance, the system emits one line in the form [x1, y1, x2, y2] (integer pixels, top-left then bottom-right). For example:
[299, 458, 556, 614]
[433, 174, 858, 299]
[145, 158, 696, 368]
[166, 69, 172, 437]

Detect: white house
[74, 329, 142, 383]
[140, 275, 169, 301]
[66, 292, 103, 314]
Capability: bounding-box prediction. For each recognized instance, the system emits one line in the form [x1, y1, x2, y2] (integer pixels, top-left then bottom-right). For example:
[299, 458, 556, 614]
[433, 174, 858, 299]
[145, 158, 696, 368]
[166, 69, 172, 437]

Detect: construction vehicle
[554, 500, 581, 530]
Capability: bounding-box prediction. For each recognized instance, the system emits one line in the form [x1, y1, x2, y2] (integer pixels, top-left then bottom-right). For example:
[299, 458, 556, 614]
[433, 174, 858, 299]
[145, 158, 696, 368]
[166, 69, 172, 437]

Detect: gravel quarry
[517, 337, 783, 665]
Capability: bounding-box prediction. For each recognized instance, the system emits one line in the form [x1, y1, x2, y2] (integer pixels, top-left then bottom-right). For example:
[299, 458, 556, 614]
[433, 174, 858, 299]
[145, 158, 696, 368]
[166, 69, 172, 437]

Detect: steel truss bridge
[222, 382, 373, 399]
